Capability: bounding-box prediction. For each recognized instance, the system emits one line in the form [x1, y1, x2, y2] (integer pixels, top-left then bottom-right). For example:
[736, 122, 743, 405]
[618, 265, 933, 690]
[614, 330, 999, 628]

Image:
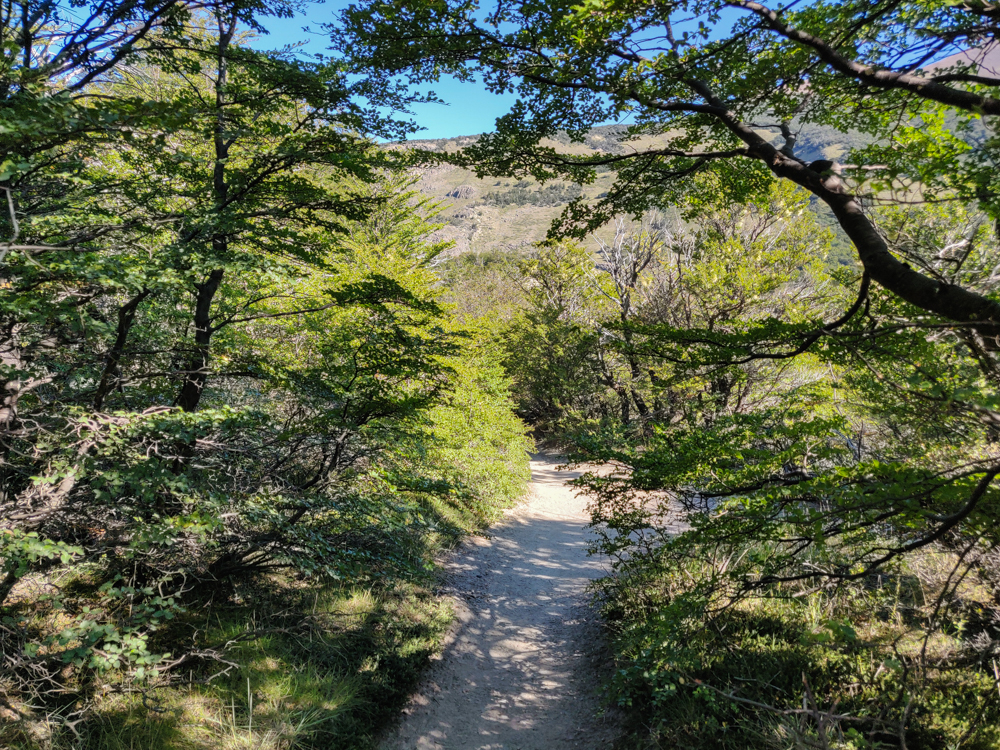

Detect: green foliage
[576, 199, 1000, 747]
[499, 240, 607, 431]
[496, 183, 834, 436]
[504, 309, 605, 431]
[425, 344, 535, 522]
[437, 249, 525, 326]
[596, 555, 1000, 749]
[0, 532, 81, 580]
[0, 5, 532, 742]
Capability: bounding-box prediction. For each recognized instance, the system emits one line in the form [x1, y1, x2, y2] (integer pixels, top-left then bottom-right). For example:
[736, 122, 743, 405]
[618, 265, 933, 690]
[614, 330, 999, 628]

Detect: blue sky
[252, 6, 519, 140]
[252, 3, 746, 140]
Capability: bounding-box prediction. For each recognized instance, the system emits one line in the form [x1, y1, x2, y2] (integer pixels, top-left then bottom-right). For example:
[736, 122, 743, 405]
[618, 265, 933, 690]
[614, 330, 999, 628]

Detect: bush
[594, 542, 1000, 749]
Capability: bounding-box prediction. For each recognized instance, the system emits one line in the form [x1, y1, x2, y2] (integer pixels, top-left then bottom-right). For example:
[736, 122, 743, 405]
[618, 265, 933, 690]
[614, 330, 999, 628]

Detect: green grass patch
[3, 581, 451, 750]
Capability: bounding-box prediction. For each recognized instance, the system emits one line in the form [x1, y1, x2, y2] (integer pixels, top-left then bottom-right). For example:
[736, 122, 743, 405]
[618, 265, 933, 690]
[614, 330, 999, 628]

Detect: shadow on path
[380, 454, 619, 750]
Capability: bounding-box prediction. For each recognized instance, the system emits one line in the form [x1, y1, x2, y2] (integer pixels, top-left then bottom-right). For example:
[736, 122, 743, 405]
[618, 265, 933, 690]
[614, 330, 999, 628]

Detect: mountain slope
[409, 123, 871, 259]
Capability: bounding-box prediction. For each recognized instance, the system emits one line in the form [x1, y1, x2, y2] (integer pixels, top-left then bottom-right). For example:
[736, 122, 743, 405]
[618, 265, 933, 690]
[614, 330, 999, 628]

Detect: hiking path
[381, 453, 620, 750]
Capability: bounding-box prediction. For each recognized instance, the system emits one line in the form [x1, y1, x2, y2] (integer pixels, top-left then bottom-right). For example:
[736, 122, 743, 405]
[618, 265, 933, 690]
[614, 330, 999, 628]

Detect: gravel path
[380, 453, 621, 750]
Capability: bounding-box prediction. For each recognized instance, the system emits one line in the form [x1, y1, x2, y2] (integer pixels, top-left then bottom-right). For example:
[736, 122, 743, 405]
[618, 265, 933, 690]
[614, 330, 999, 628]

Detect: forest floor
[379, 453, 622, 750]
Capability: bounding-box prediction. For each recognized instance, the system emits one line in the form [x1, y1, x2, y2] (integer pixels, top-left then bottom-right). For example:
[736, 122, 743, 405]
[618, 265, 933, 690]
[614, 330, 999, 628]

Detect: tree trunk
[173, 10, 236, 413]
[175, 268, 224, 412]
[94, 289, 151, 410]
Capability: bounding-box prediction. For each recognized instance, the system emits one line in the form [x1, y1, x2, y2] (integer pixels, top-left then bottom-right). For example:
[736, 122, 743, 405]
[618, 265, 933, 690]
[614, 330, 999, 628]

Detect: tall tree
[0, 0, 467, 694]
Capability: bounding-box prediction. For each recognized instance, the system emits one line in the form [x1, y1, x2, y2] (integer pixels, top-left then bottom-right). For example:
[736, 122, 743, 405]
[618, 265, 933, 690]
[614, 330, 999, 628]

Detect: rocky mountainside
[407, 123, 870, 260]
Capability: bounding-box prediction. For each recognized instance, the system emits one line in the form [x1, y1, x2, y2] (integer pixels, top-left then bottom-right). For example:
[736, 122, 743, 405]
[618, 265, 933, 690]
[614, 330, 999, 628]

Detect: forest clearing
[3, 0, 1000, 748]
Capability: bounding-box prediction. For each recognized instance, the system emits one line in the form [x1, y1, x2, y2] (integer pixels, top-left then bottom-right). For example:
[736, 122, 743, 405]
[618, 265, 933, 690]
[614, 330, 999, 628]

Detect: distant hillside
[408, 123, 872, 261]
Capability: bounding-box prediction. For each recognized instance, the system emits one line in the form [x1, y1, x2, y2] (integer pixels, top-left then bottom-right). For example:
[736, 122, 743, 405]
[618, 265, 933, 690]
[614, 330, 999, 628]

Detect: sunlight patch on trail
[380, 454, 620, 750]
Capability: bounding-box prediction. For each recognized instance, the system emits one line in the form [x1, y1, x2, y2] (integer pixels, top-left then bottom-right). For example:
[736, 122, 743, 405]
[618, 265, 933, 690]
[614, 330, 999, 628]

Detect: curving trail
[380, 453, 620, 750]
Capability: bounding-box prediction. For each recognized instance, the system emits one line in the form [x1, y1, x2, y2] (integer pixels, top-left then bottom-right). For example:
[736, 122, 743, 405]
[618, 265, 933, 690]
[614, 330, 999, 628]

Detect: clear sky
[252, 6, 520, 140]
[252, 3, 745, 141]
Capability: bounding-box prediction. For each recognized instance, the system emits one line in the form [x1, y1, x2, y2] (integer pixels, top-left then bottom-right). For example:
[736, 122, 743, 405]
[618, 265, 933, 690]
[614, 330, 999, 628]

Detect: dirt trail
[381, 453, 620, 750]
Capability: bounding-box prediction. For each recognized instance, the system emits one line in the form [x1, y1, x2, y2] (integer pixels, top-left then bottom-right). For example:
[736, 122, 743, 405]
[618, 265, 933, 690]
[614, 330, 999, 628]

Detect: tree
[331, 0, 1000, 334]
[0, 4, 532, 726]
[499, 241, 602, 427]
[497, 183, 831, 432]
[1, 3, 392, 577]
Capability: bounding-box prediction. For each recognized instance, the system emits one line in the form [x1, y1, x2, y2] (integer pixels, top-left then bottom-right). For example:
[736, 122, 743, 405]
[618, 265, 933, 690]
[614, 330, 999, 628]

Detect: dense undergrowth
[5, 582, 449, 750]
[593, 542, 1000, 749]
[1, 373, 530, 749]
[2, 465, 520, 750]
[2, 379, 530, 749]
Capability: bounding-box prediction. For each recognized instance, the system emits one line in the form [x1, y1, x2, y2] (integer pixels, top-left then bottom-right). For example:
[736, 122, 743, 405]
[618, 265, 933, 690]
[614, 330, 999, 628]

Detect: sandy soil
[380, 453, 621, 750]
